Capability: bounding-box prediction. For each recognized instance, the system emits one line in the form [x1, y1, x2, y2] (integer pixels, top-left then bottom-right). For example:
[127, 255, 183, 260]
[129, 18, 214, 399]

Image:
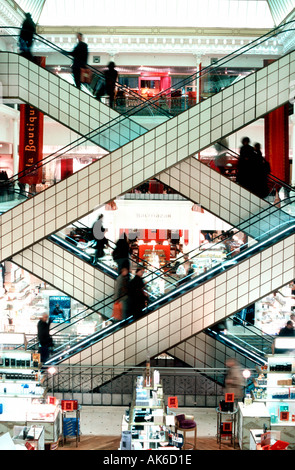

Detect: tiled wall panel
[12, 239, 115, 307]
[62, 234, 295, 367]
[0, 51, 294, 263]
[169, 331, 254, 372]
[0, 52, 146, 146]
[157, 156, 269, 230]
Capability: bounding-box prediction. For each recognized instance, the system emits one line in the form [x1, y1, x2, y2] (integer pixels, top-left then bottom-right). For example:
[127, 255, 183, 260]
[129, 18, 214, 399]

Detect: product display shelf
[128, 382, 168, 450]
[0, 349, 62, 446]
[252, 352, 295, 449]
[120, 369, 177, 451]
[61, 405, 81, 448]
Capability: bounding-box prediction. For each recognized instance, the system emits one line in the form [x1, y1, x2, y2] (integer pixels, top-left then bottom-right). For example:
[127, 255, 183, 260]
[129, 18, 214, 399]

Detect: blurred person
[236, 137, 255, 192]
[37, 314, 53, 364]
[224, 358, 244, 401]
[128, 267, 148, 320]
[69, 32, 88, 90]
[113, 232, 130, 273]
[19, 12, 36, 62]
[104, 61, 118, 108]
[114, 264, 130, 319]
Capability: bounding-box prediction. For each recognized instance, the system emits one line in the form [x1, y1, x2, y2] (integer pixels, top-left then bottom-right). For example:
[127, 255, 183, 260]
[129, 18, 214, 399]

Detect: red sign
[18, 104, 44, 185]
[18, 56, 45, 186]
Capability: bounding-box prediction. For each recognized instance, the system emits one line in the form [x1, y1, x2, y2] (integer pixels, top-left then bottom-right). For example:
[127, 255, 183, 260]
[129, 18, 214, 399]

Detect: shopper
[69, 33, 89, 90]
[104, 61, 118, 108]
[272, 320, 295, 354]
[37, 314, 53, 364]
[128, 267, 148, 320]
[19, 12, 36, 62]
[253, 143, 271, 198]
[278, 320, 295, 337]
[224, 358, 244, 402]
[113, 232, 130, 273]
[92, 214, 109, 263]
[114, 265, 130, 319]
[236, 137, 256, 192]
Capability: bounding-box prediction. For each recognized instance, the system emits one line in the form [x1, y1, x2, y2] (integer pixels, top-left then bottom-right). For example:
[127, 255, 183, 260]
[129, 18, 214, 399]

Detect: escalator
[9, 137, 295, 307]
[0, 27, 170, 142]
[17, 196, 295, 371]
[1, 44, 294, 262]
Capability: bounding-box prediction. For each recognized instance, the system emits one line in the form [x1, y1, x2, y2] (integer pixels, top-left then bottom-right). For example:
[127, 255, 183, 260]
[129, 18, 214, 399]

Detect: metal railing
[43, 364, 256, 407]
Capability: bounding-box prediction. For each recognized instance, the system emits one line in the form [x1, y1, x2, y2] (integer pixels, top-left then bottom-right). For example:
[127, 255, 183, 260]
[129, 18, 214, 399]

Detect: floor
[58, 406, 240, 451]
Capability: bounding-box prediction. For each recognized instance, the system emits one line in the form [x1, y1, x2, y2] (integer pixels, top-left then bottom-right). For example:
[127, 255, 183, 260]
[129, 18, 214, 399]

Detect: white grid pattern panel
[0, 50, 294, 263]
[0, 52, 122, 137]
[12, 239, 115, 306]
[62, 234, 295, 367]
[168, 331, 254, 371]
[157, 155, 269, 228]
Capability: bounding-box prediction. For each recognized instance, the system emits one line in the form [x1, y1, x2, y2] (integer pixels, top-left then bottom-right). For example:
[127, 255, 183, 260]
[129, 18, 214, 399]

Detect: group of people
[114, 265, 149, 321]
[18, 13, 118, 107]
[90, 218, 148, 320]
[236, 137, 271, 198]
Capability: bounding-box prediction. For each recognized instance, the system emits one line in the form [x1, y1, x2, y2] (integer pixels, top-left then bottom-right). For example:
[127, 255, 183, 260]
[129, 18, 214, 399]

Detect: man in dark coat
[104, 61, 118, 108]
[37, 314, 53, 364]
[113, 233, 130, 273]
[19, 12, 36, 61]
[128, 268, 148, 320]
[236, 137, 256, 192]
[70, 33, 89, 90]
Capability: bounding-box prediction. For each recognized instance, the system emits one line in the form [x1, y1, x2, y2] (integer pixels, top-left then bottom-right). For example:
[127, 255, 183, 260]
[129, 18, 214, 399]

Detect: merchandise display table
[216, 407, 238, 448]
[237, 402, 270, 450]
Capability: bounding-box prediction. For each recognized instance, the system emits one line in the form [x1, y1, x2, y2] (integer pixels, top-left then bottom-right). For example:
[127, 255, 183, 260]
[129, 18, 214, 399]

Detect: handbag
[113, 301, 123, 321]
[80, 67, 92, 84]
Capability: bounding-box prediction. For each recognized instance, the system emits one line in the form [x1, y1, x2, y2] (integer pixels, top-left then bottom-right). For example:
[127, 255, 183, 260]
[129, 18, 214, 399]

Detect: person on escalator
[37, 314, 53, 364]
[91, 214, 109, 263]
[104, 61, 118, 108]
[69, 33, 89, 90]
[114, 264, 130, 319]
[253, 143, 271, 198]
[127, 267, 148, 320]
[19, 12, 36, 62]
[113, 232, 130, 273]
[236, 137, 256, 193]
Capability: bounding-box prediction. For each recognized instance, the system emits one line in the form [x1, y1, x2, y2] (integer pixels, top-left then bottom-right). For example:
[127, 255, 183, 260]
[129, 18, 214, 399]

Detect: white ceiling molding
[32, 32, 283, 60]
[0, 0, 24, 28]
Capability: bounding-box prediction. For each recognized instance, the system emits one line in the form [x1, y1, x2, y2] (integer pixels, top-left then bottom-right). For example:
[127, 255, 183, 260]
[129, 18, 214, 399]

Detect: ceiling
[15, 0, 294, 29]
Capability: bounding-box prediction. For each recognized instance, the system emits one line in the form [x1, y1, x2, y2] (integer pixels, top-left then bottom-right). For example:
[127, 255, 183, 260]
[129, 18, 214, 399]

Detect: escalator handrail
[1, 22, 295, 192]
[146, 194, 295, 281]
[68, 222, 180, 284]
[213, 142, 295, 194]
[0, 27, 170, 118]
[29, 195, 295, 360]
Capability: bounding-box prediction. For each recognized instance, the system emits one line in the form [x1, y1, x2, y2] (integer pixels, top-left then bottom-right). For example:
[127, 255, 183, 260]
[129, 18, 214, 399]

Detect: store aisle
[79, 406, 217, 437]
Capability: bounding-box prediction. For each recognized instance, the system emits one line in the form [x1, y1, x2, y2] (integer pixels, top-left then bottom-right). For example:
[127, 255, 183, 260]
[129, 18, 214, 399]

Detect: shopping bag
[80, 67, 92, 84]
[113, 301, 123, 321]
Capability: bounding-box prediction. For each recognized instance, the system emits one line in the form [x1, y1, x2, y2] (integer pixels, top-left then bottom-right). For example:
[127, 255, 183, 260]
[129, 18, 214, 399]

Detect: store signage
[18, 104, 44, 185]
[49, 296, 71, 324]
[18, 57, 45, 186]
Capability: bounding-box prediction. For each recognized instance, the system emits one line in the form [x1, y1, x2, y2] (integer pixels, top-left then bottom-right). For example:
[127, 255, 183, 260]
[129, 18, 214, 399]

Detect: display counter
[237, 402, 270, 450]
[120, 368, 181, 451]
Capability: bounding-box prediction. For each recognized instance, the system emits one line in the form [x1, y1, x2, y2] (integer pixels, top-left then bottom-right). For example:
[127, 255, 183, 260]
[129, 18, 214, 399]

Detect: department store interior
[0, 0, 295, 453]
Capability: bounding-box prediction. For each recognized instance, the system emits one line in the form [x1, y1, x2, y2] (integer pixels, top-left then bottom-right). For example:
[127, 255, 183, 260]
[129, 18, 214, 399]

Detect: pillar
[264, 103, 290, 183]
[291, 114, 295, 186]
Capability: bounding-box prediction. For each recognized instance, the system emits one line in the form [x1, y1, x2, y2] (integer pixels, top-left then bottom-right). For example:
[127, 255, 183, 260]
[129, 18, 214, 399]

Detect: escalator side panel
[58, 233, 295, 367]
[1, 51, 294, 262]
[11, 238, 116, 306]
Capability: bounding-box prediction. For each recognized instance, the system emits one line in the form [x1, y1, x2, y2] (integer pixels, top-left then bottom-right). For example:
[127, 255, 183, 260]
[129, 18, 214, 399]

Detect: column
[264, 103, 290, 183]
[291, 114, 295, 187]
